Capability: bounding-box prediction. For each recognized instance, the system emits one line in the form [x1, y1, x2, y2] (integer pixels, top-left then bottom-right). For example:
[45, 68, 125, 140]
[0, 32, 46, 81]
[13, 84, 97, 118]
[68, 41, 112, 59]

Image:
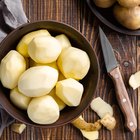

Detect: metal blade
[99, 27, 118, 73]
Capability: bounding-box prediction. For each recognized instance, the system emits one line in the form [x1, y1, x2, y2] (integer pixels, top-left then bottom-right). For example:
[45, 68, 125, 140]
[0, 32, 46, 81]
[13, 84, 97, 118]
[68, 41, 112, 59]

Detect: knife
[99, 27, 137, 132]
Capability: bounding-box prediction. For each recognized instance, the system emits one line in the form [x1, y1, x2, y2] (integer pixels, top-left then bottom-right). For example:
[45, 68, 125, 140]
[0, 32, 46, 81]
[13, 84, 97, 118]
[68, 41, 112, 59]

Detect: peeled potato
[0, 50, 26, 89]
[49, 88, 66, 111]
[28, 36, 62, 64]
[56, 78, 84, 106]
[90, 97, 113, 119]
[29, 58, 58, 70]
[117, 0, 140, 8]
[57, 47, 90, 80]
[129, 71, 140, 90]
[10, 87, 31, 110]
[16, 29, 50, 57]
[27, 95, 60, 124]
[18, 66, 58, 97]
[93, 0, 116, 8]
[55, 34, 71, 50]
[113, 4, 140, 30]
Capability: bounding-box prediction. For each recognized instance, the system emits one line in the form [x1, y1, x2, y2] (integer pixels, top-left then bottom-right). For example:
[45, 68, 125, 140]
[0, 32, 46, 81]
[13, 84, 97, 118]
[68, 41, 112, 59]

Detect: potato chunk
[56, 78, 84, 106]
[129, 71, 140, 90]
[90, 97, 113, 118]
[27, 95, 59, 124]
[16, 29, 50, 57]
[18, 66, 58, 97]
[57, 47, 90, 80]
[0, 50, 26, 89]
[28, 36, 62, 63]
[11, 123, 26, 134]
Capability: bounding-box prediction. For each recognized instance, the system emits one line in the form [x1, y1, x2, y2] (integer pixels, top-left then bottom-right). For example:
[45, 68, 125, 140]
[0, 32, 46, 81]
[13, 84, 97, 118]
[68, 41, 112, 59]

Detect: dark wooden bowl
[86, 0, 140, 36]
[0, 20, 100, 128]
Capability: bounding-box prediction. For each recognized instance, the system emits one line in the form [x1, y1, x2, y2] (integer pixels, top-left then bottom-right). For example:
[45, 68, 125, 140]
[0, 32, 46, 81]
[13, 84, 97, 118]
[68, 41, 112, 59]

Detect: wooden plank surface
[1, 0, 140, 139]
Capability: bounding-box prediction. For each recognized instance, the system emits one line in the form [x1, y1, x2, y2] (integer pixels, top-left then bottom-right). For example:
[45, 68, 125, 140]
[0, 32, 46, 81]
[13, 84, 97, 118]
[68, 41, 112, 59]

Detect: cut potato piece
[90, 97, 113, 118]
[18, 66, 58, 97]
[28, 36, 62, 64]
[80, 130, 99, 140]
[10, 87, 31, 110]
[49, 88, 66, 111]
[57, 47, 90, 80]
[129, 71, 140, 90]
[29, 58, 58, 70]
[16, 29, 50, 57]
[11, 123, 26, 134]
[27, 95, 59, 124]
[56, 78, 84, 106]
[0, 50, 26, 89]
[55, 34, 71, 50]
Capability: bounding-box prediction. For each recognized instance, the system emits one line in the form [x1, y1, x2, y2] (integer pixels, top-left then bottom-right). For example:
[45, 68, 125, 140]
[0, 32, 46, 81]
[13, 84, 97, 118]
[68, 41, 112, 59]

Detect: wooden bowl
[0, 20, 99, 128]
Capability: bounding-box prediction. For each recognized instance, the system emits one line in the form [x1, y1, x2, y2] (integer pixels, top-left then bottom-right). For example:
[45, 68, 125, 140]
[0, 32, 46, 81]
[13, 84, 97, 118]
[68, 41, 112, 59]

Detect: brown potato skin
[113, 4, 140, 30]
[117, 0, 140, 8]
[93, 0, 116, 8]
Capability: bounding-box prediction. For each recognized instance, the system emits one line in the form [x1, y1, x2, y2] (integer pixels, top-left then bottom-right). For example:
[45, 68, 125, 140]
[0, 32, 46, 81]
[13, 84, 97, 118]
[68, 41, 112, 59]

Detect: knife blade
[99, 27, 137, 132]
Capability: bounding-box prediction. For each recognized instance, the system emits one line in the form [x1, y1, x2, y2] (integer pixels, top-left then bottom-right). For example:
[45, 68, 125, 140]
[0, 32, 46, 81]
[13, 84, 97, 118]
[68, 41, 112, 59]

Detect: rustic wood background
[1, 0, 140, 139]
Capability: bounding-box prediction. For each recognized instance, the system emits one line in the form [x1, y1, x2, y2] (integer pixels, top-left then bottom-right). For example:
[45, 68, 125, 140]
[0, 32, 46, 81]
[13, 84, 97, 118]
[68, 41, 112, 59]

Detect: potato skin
[93, 0, 116, 8]
[117, 0, 140, 8]
[113, 4, 140, 30]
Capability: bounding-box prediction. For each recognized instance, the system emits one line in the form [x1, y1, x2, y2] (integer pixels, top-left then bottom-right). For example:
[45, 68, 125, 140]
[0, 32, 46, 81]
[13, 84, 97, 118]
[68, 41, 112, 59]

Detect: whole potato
[18, 66, 58, 97]
[10, 87, 31, 110]
[0, 50, 26, 89]
[57, 47, 90, 80]
[93, 0, 116, 8]
[117, 0, 140, 8]
[27, 95, 59, 124]
[113, 4, 140, 30]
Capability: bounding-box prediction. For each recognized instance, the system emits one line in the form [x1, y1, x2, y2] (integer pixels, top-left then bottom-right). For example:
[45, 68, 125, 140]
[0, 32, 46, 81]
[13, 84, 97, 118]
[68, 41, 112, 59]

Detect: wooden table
[1, 0, 140, 139]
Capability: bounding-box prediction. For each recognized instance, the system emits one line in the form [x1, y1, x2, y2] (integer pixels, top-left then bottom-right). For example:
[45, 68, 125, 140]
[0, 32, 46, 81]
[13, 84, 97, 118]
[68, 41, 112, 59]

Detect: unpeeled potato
[93, 0, 116, 8]
[117, 0, 140, 8]
[113, 4, 140, 30]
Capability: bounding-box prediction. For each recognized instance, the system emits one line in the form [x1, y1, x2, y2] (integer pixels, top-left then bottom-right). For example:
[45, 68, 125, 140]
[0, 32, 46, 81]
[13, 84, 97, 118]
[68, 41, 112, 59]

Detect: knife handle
[109, 67, 137, 132]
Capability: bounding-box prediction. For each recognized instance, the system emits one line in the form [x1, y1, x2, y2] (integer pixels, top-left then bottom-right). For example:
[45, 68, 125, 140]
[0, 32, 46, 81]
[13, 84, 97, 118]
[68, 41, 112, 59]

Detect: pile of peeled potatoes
[93, 0, 140, 30]
[0, 29, 90, 124]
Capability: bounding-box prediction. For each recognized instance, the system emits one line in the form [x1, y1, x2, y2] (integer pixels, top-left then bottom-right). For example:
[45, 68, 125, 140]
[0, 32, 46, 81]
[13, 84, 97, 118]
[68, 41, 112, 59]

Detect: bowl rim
[0, 20, 100, 128]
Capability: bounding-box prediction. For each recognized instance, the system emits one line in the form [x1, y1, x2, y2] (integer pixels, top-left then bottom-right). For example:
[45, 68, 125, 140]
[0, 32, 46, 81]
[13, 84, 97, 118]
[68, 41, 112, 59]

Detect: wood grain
[1, 0, 140, 139]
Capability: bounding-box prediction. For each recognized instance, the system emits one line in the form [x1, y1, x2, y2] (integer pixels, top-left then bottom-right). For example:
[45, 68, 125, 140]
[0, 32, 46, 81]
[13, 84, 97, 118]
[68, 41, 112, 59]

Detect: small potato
[10, 87, 31, 110]
[27, 95, 60, 124]
[55, 34, 71, 50]
[49, 88, 66, 111]
[56, 78, 84, 106]
[93, 0, 116, 8]
[0, 50, 26, 89]
[28, 36, 62, 64]
[16, 29, 50, 57]
[113, 4, 140, 30]
[18, 66, 58, 97]
[117, 0, 140, 8]
[57, 47, 90, 80]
